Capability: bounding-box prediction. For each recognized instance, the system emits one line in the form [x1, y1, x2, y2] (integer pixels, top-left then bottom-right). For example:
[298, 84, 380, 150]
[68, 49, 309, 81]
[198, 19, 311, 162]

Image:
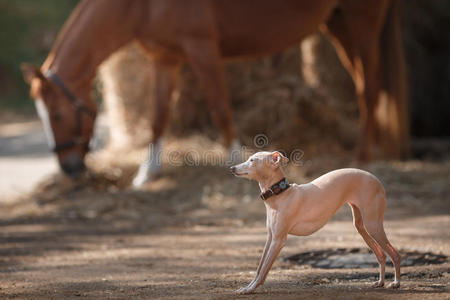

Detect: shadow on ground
[0, 156, 449, 299]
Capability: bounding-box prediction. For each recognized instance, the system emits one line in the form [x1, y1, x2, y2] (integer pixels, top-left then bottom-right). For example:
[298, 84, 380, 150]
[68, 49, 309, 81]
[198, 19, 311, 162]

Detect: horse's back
[212, 0, 338, 57]
[142, 0, 337, 57]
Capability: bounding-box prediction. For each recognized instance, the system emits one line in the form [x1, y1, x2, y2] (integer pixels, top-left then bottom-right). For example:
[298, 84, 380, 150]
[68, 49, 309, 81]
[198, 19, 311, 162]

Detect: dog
[230, 151, 401, 294]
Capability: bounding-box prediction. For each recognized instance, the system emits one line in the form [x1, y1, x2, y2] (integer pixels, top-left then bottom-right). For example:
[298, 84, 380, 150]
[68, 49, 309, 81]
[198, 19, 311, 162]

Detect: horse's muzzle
[60, 154, 86, 179]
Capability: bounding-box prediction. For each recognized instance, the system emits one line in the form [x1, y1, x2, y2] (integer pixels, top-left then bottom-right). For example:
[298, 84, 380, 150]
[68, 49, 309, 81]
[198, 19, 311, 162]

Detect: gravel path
[0, 120, 58, 202]
[0, 116, 107, 202]
[0, 117, 448, 299]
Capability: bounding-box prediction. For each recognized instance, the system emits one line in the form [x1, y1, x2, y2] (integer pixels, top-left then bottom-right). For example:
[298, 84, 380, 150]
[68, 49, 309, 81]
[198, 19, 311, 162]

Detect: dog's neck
[258, 168, 286, 193]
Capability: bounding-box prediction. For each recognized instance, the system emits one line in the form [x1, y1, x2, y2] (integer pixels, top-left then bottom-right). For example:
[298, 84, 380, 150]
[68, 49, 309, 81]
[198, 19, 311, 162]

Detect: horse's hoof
[132, 171, 160, 188]
[371, 280, 384, 288]
[387, 281, 400, 289]
[132, 161, 161, 188]
[132, 177, 150, 188]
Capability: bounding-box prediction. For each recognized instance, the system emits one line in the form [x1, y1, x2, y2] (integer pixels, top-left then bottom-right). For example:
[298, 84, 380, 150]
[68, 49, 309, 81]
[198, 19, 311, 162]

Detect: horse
[21, 0, 409, 185]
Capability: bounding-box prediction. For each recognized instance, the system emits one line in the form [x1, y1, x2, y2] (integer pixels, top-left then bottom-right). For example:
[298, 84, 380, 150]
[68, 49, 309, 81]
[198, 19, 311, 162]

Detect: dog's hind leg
[350, 203, 386, 287]
[359, 193, 401, 289]
[364, 221, 401, 288]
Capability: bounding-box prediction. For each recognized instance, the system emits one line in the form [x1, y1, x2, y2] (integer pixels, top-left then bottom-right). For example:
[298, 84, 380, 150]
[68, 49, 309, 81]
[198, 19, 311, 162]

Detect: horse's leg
[182, 38, 241, 163]
[132, 59, 181, 187]
[323, 1, 389, 161]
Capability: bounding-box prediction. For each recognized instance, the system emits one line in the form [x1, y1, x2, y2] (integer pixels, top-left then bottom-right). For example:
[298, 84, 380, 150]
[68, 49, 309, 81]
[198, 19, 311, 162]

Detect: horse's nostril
[60, 154, 86, 179]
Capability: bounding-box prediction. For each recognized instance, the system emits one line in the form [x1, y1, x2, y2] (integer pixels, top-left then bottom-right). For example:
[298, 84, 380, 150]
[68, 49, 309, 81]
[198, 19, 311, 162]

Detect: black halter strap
[44, 70, 96, 153]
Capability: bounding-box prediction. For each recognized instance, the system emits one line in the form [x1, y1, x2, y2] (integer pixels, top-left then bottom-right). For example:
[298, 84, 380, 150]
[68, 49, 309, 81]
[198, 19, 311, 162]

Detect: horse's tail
[376, 0, 410, 158]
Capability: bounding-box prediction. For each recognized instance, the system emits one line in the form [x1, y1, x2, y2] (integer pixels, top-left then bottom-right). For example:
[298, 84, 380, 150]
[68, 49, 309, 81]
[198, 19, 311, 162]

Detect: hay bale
[99, 43, 155, 150]
[99, 41, 359, 156]
[172, 44, 358, 153]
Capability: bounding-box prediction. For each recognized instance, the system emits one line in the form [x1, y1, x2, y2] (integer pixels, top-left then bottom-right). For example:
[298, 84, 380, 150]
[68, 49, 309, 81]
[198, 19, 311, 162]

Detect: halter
[44, 69, 96, 153]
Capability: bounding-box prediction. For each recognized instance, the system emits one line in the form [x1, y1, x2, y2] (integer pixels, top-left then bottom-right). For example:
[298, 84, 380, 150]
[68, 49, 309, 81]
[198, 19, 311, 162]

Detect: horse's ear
[21, 63, 45, 84]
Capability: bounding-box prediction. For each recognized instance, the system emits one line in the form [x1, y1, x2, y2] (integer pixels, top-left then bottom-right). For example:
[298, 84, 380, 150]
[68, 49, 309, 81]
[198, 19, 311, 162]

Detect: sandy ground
[0, 119, 449, 299]
[0, 216, 448, 299]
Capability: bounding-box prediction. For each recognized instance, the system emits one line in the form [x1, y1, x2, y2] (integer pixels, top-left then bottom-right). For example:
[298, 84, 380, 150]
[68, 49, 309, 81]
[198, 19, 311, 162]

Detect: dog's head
[230, 151, 288, 181]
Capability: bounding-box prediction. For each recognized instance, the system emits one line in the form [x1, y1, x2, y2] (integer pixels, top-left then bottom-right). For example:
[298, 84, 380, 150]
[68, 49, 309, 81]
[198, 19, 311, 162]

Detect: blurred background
[0, 1, 449, 298]
[1, 0, 449, 140]
[1, 0, 449, 197]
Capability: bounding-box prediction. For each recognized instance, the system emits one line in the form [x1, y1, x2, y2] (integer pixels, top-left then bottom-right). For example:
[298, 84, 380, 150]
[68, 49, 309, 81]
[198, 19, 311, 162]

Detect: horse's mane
[42, 0, 91, 70]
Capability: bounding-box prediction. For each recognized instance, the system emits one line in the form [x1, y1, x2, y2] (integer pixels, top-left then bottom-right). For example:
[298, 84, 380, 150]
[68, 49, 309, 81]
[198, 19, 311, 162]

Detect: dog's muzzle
[230, 166, 247, 176]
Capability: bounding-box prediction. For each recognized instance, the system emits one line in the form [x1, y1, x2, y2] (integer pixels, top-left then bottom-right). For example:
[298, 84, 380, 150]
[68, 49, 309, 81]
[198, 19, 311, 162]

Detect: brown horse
[22, 0, 408, 181]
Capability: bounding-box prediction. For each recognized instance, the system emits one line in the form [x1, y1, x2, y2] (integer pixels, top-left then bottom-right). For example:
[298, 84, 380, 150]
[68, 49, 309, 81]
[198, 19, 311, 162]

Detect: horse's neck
[43, 0, 141, 94]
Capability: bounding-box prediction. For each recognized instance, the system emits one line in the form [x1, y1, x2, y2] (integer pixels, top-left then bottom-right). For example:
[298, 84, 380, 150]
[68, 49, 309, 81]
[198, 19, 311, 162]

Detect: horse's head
[21, 63, 96, 179]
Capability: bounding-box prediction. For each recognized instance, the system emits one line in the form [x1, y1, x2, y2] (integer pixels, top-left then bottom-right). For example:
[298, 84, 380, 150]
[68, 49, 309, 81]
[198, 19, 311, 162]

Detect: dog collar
[260, 178, 290, 201]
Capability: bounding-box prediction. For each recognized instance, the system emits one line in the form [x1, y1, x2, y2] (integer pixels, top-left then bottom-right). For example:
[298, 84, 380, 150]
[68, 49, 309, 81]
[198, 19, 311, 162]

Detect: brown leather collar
[260, 178, 290, 201]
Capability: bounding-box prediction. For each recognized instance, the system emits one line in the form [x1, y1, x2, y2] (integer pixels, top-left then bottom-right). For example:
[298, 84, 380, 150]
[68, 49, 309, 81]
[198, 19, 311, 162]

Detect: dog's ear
[271, 151, 289, 166]
[21, 63, 46, 84]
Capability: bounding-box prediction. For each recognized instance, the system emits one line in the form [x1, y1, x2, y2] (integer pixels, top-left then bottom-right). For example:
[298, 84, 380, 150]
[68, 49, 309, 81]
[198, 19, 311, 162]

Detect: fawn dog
[230, 151, 401, 294]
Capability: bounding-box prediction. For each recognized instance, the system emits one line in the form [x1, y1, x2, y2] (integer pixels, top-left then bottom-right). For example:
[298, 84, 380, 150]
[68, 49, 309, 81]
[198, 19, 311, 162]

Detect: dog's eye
[250, 159, 254, 162]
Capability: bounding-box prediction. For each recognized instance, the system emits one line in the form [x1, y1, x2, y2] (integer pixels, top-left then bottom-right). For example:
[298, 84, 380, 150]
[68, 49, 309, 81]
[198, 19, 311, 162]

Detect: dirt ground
[0, 136, 449, 299]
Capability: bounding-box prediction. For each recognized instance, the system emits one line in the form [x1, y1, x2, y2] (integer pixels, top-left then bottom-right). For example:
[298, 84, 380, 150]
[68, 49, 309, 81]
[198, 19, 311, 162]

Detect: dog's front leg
[255, 231, 272, 276]
[236, 231, 272, 294]
[236, 236, 286, 294]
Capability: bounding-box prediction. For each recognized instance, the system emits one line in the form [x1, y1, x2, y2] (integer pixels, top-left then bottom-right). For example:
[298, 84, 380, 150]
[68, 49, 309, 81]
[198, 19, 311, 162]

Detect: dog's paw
[371, 280, 384, 288]
[235, 286, 255, 294]
[387, 281, 400, 289]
